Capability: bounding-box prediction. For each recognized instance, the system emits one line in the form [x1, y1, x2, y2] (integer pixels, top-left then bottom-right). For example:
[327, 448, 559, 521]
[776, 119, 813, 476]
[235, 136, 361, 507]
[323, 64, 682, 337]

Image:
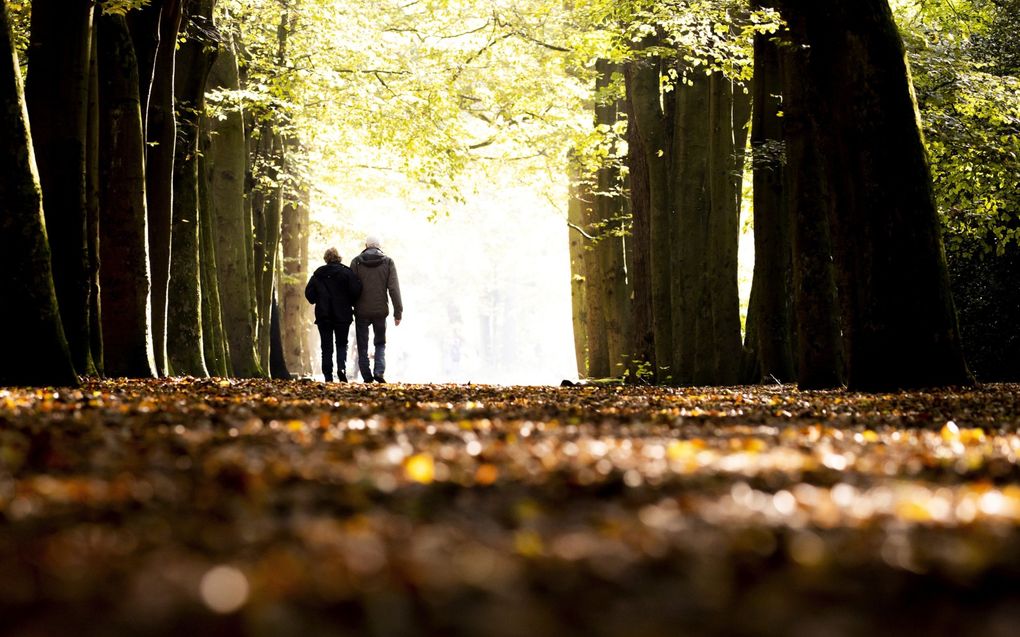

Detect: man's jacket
[350, 248, 402, 320]
[304, 263, 362, 325]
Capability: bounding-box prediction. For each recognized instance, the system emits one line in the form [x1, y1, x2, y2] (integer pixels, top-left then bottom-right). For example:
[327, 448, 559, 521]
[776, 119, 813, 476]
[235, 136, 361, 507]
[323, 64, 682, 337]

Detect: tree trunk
[624, 73, 655, 381]
[165, 0, 214, 377]
[672, 72, 711, 385]
[625, 56, 673, 381]
[780, 0, 972, 390]
[567, 160, 589, 377]
[594, 60, 630, 378]
[581, 182, 609, 378]
[742, 276, 763, 382]
[140, 0, 185, 376]
[269, 292, 290, 379]
[281, 183, 309, 375]
[779, 35, 845, 390]
[750, 31, 796, 383]
[707, 74, 743, 385]
[205, 39, 262, 378]
[24, 0, 96, 376]
[0, 0, 78, 387]
[126, 0, 162, 126]
[199, 140, 230, 377]
[86, 26, 103, 375]
[254, 131, 285, 370]
[567, 160, 591, 377]
[97, 13, 156, 378]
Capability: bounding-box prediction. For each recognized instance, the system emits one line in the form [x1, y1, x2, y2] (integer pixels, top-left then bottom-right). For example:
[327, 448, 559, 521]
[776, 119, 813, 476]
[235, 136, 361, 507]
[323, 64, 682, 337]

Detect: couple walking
[305, 236, 402, 383]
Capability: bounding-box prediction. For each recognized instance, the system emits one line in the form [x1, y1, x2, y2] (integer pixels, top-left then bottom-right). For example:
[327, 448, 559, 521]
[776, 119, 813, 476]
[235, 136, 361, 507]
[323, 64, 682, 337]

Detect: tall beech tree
[97, 12, 156, 378]
[132, 0, 186, 376]
[623, 74, 655, 381]
[779, 36, 844, 389]
[626, 54, 674, 380]
[86, 31, 103, 375]
[205, 37, 262, 378]
[593, 61, 631, 377]
[580, 181, 610, 378]
[199, 143, 231, 377]
[566, 163, 590, 377]
[672, 71, 711, 385]
[24, 0, 96, 377]
[280, 186, 310, 375]
[0, 0, 78, 387]
[166, 0, 215, 377]
[776, 0, 972, 390]
[747, 28, 796, 383]
[706, 74, 743, 386]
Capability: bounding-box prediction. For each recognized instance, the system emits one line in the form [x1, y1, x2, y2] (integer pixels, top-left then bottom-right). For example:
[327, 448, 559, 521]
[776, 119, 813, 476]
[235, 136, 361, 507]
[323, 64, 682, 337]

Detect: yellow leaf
[404, 453, 435, 484]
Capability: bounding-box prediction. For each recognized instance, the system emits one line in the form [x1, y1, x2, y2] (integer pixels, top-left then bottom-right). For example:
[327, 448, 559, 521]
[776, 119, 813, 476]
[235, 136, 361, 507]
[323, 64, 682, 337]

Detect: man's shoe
[324, 376, 333, 383]
[338, 371, 348, 383]
[373, 375, 386, 384]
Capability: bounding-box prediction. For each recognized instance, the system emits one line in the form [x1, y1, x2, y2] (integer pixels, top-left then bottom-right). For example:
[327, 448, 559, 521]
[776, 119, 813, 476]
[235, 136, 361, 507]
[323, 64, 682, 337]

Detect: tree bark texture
[567, 160, 589, 377]
[671, 71, 711, 385]
[97, 13, 156, 378]
[254, 131, 285, 370]
[166, 0, 215, 377]
[199, 143, 230, 377]
[594, 61, 630, 378]
[206, 40, 262, 378]
[126, 0, 162, 127]
[296, 194, 313, 373]
[580, 182, 610, 378]
[86, 27, 103, 375]
[269, 293, 290, 379]
[140, 0, 186, 376]
[750, 32, 796, 383]
[624, 71, 656, 380]
[707, 74, 743, 385]
[0, 0, 78, 387]
[24, 0, 96, 376]
[779, 0, 971, 390]
[281, 184, 310, 375]
[779, 37, 845, 389]
[625, 57, 673, 380]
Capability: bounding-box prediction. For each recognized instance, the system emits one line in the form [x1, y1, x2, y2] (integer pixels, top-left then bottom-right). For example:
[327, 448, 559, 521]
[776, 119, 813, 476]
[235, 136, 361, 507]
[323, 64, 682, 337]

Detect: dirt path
[2, 379, 1020, 636]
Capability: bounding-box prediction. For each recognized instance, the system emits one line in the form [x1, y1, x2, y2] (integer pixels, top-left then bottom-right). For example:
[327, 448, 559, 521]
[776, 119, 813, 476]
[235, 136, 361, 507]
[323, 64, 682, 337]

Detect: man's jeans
[355, 316, 387, 381]
[318, 320, 352, 381]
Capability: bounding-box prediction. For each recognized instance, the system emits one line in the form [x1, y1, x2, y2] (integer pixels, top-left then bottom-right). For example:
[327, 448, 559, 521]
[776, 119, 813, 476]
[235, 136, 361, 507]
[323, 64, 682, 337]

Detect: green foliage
[99, 0, 152, 16]
[894, 0, 1020, 255]
[210, 0, 784, 221]
[5, 0, 30, 63]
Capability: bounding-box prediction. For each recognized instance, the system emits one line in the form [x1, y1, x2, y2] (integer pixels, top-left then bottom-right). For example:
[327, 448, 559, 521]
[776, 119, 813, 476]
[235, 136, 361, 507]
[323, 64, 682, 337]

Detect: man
[350, 236, 402, 383]
[305, 248, 362, 382]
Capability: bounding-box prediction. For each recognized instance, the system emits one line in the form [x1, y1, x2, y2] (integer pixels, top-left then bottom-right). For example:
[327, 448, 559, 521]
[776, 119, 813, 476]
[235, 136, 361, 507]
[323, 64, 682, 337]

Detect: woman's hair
[323, 247, 341, 264]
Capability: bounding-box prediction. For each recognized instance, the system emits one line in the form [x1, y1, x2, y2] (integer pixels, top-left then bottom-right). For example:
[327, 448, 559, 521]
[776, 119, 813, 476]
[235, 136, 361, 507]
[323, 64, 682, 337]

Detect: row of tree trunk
[571, 53, 750, 387]
[570, 0, 973, 392]
[2, 0, 314, 386]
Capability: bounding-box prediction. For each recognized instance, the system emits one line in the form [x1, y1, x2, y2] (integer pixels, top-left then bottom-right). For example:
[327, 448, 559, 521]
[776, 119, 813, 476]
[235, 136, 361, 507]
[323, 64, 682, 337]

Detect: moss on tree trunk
[206, 40, 262, 378]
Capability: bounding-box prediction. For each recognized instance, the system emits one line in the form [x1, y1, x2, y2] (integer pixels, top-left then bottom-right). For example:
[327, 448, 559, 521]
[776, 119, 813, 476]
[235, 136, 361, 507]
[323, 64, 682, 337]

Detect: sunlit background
[302, 165, 755, 385]
[307, 167, 586, 385]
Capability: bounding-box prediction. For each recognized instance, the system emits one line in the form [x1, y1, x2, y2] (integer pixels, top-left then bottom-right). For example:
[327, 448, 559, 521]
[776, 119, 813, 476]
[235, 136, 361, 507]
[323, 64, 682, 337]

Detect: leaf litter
[2, 379, 1020, 636]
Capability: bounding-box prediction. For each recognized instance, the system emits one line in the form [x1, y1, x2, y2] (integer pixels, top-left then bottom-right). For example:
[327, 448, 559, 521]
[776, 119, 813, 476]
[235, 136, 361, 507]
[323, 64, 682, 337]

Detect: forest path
[2, 379, 1020, 636]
